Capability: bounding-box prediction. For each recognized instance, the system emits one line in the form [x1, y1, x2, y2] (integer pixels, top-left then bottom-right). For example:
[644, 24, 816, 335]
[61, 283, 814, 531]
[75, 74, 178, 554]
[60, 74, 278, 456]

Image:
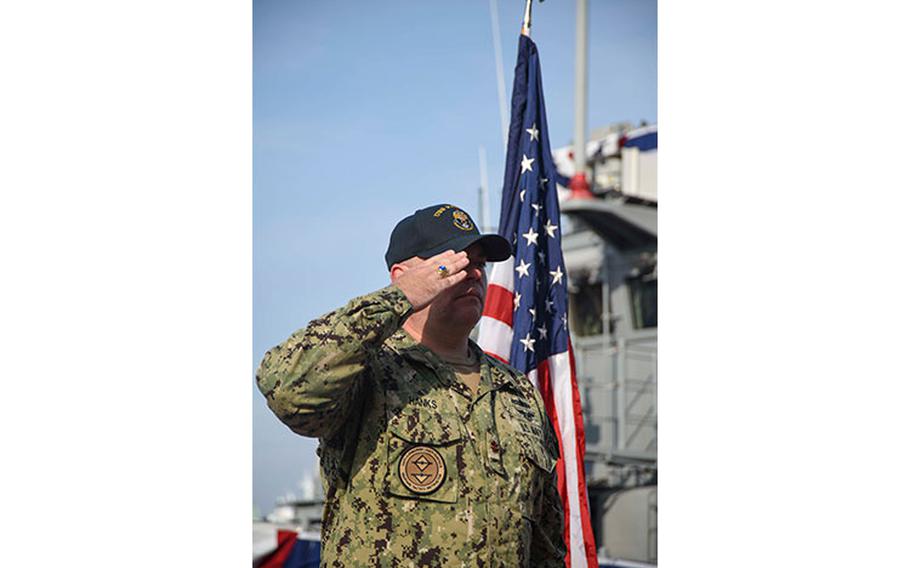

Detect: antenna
[488, 0, 509, 148]
[478, 145, 491, 232]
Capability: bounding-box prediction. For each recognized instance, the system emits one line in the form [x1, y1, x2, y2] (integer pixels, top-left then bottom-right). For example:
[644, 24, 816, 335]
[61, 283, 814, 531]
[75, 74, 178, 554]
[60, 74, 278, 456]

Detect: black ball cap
[385, 204, 512, 270]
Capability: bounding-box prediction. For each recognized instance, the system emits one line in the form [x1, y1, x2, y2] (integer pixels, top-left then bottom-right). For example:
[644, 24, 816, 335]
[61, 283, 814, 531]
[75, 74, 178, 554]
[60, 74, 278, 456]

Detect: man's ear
[390, 256, 420, 283]
[389, 263, 407, 283]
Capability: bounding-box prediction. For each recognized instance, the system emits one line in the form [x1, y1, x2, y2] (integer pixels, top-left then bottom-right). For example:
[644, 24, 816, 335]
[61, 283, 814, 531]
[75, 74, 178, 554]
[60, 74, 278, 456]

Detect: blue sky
[253, 0, 656, 515]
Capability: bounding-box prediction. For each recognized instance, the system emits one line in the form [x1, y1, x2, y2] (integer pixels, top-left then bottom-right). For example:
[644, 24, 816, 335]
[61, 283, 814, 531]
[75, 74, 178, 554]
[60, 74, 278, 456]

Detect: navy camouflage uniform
[257, 285, 565, 567]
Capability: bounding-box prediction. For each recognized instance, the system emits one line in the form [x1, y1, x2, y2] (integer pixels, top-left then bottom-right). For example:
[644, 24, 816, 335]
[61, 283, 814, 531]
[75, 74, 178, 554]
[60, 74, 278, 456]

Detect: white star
[538, 250, 546, 265]
[549, 265, 564, 285]
[526, 123, 539, 142]
[530, 202, 542, 216]
[519, 332, 536, 352]
[561, 313, 568, 329]
[520, 154, 535, 174]
[519, 189, 526, 203]
[529, 307, 537, 320]
[538, 176, 549, 188]
[537, 325, 548, 340]
[513, 292, 522, 311]
[521, 227, 539, 246]
[543, 219, 558, 238]
[545, 299, 554, 313]
[515, 259, 531, 278]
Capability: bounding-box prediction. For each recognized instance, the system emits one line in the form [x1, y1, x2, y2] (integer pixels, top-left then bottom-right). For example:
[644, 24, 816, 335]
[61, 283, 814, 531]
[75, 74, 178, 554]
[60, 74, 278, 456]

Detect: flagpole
[521, 0, 533, 37]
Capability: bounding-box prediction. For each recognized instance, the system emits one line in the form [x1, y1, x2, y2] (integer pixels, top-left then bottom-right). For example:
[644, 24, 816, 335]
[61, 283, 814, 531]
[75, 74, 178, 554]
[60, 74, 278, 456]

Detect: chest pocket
[520, 433, 557, 474]
[501, 392, 557, 468]
[386, 402, 463, 504]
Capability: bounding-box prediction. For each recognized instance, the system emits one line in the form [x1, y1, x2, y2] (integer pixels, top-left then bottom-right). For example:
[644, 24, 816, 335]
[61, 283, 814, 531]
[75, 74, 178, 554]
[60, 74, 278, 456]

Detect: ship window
[569, 281, 604, 337]
[628, 275, 657, 329]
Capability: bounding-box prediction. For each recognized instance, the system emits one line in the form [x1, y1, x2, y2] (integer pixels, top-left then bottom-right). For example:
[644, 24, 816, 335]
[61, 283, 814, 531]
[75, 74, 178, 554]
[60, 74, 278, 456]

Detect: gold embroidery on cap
[398, 446, 446, 494]
[452, 209, 474, 231]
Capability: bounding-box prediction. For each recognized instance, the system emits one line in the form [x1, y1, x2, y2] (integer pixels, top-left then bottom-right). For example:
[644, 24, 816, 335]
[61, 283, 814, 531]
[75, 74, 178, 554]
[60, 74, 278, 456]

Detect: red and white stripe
[478, 257, 516, 363]
[479, 260, 598, 568]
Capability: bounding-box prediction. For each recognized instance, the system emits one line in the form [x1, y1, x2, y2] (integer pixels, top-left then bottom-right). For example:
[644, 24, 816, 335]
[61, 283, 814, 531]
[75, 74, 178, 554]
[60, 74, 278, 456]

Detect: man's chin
[451, 302, 483, 328]
[458, 296, 484, 315]
[457, 294, 484, 306]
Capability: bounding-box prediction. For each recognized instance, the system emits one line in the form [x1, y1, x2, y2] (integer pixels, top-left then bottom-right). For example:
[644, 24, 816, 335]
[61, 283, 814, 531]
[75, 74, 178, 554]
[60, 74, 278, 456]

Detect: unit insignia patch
[398, 445, 446, 494]
[452, 209, 474, 231]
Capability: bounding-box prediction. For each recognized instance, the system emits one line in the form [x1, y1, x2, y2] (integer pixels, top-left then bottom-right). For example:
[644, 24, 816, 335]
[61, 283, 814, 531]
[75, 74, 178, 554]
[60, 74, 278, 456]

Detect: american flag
[478, 35, 598, 568]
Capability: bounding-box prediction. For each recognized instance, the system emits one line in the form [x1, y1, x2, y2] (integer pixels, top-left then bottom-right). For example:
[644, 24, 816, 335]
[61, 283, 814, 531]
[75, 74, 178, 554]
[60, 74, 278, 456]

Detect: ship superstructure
[556, 123, 658, 564]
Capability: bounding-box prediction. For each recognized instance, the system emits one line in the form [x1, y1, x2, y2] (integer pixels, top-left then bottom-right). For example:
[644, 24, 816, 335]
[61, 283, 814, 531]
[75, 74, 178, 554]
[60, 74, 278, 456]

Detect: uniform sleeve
[256, 285, 413, 438]
[530, 404, 567, 566]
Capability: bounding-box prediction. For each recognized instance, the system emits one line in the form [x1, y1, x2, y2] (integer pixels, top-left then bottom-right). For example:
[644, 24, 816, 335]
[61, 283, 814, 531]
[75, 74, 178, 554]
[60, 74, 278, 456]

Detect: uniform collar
[386, 329, 441, 368]
[386, 329, 524, 393]
[482, 351, 525, 392]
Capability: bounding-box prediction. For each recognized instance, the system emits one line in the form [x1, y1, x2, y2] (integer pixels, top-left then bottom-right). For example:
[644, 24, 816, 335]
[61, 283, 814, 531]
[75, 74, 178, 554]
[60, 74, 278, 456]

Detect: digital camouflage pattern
[257, 285, 565, 567]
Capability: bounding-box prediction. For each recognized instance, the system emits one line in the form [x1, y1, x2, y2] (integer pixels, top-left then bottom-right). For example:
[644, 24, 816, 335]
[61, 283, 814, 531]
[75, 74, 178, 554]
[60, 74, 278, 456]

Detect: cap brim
[417, 233, 512, 262]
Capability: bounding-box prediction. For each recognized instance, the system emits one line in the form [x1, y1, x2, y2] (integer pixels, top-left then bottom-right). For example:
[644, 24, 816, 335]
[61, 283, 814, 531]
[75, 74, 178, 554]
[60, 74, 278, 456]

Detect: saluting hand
[392, 250, 471, 312]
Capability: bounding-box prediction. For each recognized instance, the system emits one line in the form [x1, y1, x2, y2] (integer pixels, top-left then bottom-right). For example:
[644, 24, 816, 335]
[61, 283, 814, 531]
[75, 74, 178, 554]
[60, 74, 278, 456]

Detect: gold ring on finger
[436, 265, 449, 278]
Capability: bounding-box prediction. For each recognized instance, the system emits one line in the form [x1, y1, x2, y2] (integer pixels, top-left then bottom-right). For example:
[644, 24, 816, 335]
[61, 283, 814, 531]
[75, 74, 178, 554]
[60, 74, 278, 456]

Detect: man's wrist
[382, 284, 414, 325]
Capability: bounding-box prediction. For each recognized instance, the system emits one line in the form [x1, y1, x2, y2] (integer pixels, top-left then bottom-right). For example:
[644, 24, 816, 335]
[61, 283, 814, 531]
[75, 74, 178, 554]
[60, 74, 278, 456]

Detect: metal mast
[569, 0, 594, 199]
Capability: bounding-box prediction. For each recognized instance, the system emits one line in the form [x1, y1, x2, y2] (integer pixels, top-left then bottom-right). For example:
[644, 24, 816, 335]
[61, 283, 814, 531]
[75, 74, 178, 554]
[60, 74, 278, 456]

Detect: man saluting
[257, 204, 565, 567]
